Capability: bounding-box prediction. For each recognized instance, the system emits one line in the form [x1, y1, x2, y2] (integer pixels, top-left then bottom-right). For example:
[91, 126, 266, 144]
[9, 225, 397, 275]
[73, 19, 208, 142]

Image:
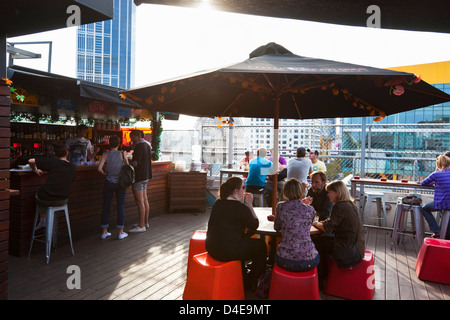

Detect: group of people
[242, 146, 326, 207]
[207, 149, 450, 293]
[28, 126, 153, 240]
[206, 169, 361, 291]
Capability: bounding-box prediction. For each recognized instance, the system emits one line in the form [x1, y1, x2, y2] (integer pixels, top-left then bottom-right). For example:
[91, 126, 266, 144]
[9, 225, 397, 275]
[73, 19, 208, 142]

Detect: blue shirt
[421, 169, 450, 210]
[246, 157, 273, 187]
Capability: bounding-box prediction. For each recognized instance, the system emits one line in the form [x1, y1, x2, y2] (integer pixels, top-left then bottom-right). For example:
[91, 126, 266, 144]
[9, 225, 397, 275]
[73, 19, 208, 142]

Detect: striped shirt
[421, 169, 450, 210]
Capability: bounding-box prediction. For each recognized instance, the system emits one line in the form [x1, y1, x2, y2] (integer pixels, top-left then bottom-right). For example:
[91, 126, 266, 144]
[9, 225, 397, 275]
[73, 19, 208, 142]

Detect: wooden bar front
[9, 161, 171, 257]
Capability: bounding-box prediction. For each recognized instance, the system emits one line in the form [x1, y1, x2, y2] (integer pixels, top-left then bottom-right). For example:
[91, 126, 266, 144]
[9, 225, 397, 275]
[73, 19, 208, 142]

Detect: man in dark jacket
[306, 171, 334, 221]
[128, 130, 152, 233]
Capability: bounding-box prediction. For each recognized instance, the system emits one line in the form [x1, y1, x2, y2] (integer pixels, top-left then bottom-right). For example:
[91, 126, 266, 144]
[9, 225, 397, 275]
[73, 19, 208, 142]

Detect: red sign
[88, 101, 107, 114]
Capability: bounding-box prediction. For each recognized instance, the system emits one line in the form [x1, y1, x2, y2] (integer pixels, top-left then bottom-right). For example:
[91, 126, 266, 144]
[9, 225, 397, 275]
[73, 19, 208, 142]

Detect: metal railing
[160, 122, 450, 182]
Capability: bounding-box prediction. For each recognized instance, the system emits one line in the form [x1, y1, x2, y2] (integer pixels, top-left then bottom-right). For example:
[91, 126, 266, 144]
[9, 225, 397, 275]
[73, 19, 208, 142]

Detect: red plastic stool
[415, 237, 450, 285]
[183, 252, 245, 300]
[187, 230, 207, 274]
[324, 250, 375, 300]
[268, 264, 320, 300]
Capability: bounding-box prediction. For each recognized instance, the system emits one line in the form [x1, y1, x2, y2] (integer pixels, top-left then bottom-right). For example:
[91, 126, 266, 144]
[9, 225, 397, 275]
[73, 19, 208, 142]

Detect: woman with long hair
[311, 180, 365, 287]
[421, 154, 450, 239]
[206, 176, 267, 291]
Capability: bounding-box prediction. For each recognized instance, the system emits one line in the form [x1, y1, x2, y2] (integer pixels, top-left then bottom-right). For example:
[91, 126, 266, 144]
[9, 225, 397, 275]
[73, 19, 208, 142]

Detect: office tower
[76, 0, 136, 89]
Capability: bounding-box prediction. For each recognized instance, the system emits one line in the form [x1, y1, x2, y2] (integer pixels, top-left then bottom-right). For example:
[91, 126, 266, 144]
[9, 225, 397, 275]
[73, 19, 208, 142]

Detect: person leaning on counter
[28, 143, 77, 229]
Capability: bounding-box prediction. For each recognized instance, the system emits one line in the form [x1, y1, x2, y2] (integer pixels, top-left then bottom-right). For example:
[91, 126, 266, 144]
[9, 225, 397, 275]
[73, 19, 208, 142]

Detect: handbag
[401, 195, 422, 210]
[118, 151, 135, 188]
[333, 204, 363, 268]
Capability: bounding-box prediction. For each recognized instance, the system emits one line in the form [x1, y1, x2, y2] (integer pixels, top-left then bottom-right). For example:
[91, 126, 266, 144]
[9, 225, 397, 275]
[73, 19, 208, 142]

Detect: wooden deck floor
[7, 208, 450, 301]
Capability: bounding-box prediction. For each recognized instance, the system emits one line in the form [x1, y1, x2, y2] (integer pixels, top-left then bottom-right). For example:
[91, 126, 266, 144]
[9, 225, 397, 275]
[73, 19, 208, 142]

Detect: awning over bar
[8, 65, 142, 109]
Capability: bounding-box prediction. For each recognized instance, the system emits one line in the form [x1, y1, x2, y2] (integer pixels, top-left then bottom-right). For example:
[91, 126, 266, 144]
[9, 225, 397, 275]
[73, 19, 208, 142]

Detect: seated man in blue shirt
[246, 147, 273, 206]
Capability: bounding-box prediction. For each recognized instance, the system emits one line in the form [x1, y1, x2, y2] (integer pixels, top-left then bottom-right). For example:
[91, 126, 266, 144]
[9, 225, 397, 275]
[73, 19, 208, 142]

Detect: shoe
[35, 218, 46, 230]
[432, 233, 441, 238]
[128, 226, 146, 233]
[133, 223, 150, 229]
[118, 232, 128, 240]
[101, 232, 112, 239]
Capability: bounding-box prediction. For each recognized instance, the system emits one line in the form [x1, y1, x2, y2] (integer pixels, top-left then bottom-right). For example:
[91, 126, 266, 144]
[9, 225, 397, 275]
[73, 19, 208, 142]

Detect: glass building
[76, 0, 136, 89]
[341, 61, 450, 178]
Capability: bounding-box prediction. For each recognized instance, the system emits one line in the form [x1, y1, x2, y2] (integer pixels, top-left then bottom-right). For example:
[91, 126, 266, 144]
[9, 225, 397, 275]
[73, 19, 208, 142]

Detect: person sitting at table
[245, 147, 274, 206]
[239, 149, 254, 171]
[28, 143, 77, 229]
[305, 171, 334, 221]
[420, 154, 450, 239]
[206, 176, 267, 291]
[311, 180, 365, 288]
[287, 147, 312, 185]
[274, 178, 320, 272]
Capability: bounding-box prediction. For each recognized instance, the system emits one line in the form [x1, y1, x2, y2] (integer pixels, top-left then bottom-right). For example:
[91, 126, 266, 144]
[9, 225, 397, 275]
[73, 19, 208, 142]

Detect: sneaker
[133, 223, 150, 229]
[101, 232, 112, 239]
[118, 232, 128, 240]
[128, 226, 146, 233]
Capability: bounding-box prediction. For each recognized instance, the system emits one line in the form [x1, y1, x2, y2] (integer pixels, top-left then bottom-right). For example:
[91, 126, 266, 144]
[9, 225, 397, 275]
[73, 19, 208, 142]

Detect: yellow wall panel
[388, 61, 450, 84]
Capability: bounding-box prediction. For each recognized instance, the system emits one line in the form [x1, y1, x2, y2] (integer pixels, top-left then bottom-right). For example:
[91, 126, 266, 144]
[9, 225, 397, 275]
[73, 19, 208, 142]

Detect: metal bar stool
[28, 198, 74, 264]
[439, 210, 450, 239]
[362, 191, 387, 226]
[390, 199, 425, 250]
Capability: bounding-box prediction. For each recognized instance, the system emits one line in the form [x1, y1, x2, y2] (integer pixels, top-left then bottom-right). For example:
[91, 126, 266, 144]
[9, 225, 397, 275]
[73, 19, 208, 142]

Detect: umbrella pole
[272, 94, 280, 215]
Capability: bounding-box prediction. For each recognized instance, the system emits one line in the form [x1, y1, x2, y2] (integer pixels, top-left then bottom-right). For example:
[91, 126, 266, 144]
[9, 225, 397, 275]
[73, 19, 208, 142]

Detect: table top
[350, 178, 434, 189]
[220, 168, 248, 174]
[253, 207, 321, 236]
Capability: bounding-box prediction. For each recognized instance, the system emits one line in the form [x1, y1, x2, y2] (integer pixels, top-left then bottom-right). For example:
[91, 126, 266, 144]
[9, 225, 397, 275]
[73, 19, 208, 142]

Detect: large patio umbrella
[122, 42, 450, 212]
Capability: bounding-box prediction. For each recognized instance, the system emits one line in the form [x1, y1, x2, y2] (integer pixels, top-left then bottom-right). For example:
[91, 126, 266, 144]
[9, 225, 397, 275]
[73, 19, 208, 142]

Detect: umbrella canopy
[122, 42, 450, 211]
[134, 0, 450, 34]
[124, 42, 448, 121]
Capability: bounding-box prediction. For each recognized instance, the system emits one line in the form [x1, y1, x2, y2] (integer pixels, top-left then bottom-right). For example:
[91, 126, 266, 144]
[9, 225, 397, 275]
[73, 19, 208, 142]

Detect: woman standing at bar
[98, 136, 128, 240]
[206, 176, 267, 291]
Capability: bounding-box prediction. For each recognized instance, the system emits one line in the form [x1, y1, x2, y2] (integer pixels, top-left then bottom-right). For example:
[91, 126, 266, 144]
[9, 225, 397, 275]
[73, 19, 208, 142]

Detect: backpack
[118, 152, 135, 188]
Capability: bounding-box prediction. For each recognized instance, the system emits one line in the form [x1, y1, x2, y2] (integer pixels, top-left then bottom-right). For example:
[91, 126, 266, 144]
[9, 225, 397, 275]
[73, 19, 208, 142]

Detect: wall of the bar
[0, 82, 10, 299]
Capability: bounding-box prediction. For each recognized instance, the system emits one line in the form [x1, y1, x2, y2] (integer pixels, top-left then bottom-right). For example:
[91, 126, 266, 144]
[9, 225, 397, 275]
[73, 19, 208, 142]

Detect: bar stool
[390, 200, 424, 250]
[251, 188, 265, 207]
[362, 191, 387, 226]
[28, 198, 74, 264]
[439, 210, 450, 239]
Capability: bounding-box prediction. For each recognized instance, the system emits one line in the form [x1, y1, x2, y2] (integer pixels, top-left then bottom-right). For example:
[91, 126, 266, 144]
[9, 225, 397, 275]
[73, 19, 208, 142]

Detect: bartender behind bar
[65, 125, 98, 165]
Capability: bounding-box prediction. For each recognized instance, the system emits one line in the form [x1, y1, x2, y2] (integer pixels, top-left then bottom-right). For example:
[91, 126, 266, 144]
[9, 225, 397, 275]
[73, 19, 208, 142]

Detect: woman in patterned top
[274, 178, 320, 272]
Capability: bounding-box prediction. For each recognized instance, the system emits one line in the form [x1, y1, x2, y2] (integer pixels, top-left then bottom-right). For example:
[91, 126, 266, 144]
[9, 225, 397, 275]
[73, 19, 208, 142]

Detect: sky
[8, 3, 450, 129]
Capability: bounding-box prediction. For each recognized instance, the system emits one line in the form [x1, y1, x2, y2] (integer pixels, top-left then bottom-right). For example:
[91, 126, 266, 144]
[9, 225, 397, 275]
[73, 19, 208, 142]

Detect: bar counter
[9, 161, 172, 257]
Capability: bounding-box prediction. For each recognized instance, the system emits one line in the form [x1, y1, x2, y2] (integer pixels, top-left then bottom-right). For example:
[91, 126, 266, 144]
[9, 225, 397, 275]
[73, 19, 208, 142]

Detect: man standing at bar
[65, 125, 96, 165]
[128, 130, 152, 233]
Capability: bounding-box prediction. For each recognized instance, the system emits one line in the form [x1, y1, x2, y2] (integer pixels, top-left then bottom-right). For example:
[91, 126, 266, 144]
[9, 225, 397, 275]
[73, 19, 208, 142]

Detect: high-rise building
[76, 0, 136, 89]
